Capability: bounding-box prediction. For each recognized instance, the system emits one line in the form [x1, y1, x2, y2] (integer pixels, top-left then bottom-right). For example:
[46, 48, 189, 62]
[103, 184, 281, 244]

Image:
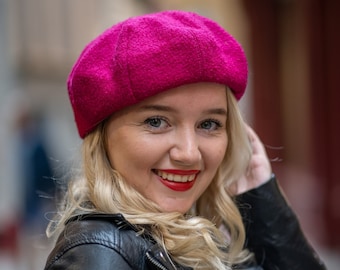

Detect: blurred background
[0, 0, 339, 269]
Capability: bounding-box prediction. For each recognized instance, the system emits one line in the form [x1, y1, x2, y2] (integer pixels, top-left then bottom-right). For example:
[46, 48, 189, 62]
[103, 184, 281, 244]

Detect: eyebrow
[137, 105, 227, 116]
[138, 105, 175, 113]
[205, 108, 228, 116]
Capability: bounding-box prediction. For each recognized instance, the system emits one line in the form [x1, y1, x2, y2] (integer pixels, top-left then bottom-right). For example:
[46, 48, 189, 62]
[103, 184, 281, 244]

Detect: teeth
[156, 171, 196, 182]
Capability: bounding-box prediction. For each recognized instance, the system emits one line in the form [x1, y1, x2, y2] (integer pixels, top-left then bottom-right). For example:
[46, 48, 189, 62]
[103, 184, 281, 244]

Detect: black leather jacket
[44, 177, 326, 269]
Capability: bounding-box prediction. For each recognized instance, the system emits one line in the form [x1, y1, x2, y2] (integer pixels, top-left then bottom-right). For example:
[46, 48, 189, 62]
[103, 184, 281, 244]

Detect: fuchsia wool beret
[68, 10, 248, 138]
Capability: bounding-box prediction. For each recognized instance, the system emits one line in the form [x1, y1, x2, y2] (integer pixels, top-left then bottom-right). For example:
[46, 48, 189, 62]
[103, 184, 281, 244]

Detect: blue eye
[144, 117, 169, 129]
[199, 119, 222, 131]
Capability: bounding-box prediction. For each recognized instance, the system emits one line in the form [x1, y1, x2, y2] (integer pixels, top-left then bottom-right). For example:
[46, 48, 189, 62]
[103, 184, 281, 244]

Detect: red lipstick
[160, 178, 195, 192]
[156, 169, 199, 192]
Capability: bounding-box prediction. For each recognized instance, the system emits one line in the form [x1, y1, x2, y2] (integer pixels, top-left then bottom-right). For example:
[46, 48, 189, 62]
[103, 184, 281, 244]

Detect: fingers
[244, 123, 272, 178]
[244, 124, 267, 157]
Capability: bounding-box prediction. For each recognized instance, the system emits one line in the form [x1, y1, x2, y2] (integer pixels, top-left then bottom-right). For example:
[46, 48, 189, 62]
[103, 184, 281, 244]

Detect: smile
[153, 169, 200, 192]
[156, 171, 195, 182]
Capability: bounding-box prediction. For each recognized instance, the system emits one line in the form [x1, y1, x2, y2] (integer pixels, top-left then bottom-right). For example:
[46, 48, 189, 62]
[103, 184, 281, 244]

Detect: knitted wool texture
[67, 10, 248, 138]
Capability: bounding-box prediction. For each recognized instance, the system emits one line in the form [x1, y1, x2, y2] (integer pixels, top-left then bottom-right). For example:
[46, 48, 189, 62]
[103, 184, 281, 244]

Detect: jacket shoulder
[45, 214, 151, 269]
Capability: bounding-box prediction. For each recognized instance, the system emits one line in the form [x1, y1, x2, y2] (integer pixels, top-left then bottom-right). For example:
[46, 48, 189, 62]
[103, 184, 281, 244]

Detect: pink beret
[68, 10, 248, 138]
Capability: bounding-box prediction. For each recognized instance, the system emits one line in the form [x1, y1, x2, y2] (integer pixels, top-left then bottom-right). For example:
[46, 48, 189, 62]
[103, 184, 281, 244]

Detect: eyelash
[199, 119, 223, 131]
[144, 116, 170, 130]
[144, 117, 223, 131]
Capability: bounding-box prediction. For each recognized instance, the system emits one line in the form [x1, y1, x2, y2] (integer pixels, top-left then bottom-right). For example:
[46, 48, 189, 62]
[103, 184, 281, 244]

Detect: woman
[44, 10, 326, 269]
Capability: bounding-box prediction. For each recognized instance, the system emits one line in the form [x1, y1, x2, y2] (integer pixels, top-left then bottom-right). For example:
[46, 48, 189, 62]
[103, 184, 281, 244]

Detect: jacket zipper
[146, 252, 169, 270]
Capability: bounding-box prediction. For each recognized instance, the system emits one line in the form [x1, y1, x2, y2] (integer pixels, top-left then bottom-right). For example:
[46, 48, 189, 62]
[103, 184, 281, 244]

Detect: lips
[154, 169, 199, 191]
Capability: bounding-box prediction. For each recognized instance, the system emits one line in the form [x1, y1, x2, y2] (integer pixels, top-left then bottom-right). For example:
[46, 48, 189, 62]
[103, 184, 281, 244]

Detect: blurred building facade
[0, 0, 339, 269]
[242, 0, 340, 250]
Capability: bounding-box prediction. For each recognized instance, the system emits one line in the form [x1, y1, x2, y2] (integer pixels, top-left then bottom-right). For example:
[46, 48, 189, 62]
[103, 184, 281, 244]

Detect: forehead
[135, 82, 227, 107]
[108, 82, 227, 122]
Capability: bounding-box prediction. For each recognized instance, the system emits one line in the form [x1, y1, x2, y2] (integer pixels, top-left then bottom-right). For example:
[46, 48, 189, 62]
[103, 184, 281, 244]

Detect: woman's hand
[231, 124, 272, 195]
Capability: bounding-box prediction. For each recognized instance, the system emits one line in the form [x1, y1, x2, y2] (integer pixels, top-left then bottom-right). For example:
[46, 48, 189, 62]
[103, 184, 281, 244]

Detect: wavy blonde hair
[47, 88, 252, 269]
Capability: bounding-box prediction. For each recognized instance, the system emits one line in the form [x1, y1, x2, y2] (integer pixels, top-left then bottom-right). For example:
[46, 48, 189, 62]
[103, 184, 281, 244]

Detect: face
[106, 82, 228, 213]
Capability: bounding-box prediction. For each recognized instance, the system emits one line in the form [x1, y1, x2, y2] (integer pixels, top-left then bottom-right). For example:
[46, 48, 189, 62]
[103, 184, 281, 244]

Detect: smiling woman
[105, 83, 228, 214]
[44, 10, 326, 270]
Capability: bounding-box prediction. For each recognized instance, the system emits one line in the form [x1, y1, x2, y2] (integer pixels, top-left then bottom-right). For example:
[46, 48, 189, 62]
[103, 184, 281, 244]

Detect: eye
[144, 116, 170, 130]
[198, 119, 222, 131]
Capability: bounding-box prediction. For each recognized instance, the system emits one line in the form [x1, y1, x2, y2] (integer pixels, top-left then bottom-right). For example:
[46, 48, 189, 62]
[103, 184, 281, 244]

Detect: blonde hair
[47, 89, 252, 269]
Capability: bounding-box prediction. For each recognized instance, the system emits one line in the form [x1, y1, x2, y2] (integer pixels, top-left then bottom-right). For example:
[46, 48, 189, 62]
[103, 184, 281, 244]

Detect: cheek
[203, 140, 228, 180]
[208, 137, 228, 164]
[108, 138, 140, 171]
[107, 131, 127, 169]
[107, 134, 161, 178]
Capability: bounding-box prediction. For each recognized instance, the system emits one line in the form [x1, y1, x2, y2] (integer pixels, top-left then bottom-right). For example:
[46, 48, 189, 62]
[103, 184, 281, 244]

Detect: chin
[159, 204, 191, 214]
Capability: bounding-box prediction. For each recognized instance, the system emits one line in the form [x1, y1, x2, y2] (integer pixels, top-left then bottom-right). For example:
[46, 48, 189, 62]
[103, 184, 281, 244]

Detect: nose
[169, 127, 202, 166]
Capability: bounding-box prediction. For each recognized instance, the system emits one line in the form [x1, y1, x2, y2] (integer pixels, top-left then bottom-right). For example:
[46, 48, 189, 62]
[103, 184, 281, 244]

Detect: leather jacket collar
[63, 213, 187, 270]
